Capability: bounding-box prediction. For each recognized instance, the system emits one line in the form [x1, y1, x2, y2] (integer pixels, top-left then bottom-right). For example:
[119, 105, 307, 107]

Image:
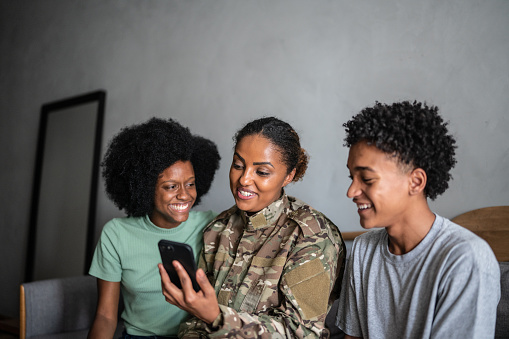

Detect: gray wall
[1, 0, 508, 318]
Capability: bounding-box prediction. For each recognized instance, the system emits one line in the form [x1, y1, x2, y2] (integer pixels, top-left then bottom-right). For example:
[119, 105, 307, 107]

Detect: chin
[235, 200, 259, 213]
[359, 219, 377, 229]
[172, 214, 190, 223]
[235, 200, 251, 210]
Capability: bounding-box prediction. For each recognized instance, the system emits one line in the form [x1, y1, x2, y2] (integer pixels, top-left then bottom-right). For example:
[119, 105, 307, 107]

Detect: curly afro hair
[343, 101, 457, 200]
[101, 117, 220, 217]
[233, 117, 309, 182]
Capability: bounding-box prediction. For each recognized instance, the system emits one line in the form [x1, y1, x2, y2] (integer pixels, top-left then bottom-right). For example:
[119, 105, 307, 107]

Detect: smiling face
[346, 141, 414, 230]
[229, 134, 295, 214]
[150, 160, 197, 229]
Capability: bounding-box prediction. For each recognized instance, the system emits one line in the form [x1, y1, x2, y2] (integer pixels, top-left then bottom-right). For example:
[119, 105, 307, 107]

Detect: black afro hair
[101, 117, 220, 217]
[343, 101, 457, 200]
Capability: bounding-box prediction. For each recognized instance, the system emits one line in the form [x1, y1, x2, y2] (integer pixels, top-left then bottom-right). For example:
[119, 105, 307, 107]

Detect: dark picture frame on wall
[25, 90, 106, 282]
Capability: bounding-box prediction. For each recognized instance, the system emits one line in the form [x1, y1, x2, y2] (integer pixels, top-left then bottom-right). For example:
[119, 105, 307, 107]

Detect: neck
[385, 203, 435, 255]
[149, 213, 181, 229]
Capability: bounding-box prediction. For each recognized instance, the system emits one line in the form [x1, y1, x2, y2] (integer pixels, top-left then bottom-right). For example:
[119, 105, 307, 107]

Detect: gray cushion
[23, 275, 124, 338]
[24, 276, 97, 337]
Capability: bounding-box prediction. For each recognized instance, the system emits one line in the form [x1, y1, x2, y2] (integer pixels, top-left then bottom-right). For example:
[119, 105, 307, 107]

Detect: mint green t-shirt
[89, 210, 216, 336]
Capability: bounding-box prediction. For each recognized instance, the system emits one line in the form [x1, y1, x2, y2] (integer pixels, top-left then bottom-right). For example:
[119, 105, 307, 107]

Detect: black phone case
[158, 239, 200, 292]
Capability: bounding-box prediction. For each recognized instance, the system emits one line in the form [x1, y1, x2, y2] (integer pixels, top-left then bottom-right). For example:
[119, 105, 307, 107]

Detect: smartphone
[158, 239, 200, 292]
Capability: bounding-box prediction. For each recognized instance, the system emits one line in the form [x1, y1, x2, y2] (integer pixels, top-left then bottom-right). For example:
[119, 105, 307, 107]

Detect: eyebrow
[234, 152, 274, 168]
[253, 161, 274, 168]
[347, 165, 376, 172]
[160, 176, 195, 183]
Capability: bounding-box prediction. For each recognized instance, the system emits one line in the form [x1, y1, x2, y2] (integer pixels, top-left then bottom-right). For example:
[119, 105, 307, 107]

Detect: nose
[347, 179, 361, 199]
[239, 168, 253, 186]
[177, 186, 191, 200]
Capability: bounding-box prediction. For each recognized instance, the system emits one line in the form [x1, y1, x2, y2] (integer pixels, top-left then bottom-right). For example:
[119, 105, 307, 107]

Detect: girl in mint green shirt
[88, 118, 220, 339]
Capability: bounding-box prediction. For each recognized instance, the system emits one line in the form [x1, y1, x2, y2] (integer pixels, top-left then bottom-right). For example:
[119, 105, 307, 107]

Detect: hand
[158, 262, 220, 324]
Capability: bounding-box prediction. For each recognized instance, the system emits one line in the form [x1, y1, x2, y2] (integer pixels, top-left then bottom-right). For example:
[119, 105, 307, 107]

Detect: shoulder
[204, 205, 238, 231]
[215, 204, 238, 220]
[287, 195, 342, 242]
[436, 218, 493, 257]
[437, 218, 496, 265]
[354, 228, 385, 244]
[433, 216, 499, 276]
[350, 228, 385, 260]
[100, 216, 140, 234]
[427, 217, 501, 306]
[188, 210, 217, 226]
[95, 216, 140, 248]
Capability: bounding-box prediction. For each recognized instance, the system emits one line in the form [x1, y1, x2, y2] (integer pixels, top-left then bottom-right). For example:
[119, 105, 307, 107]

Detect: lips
[356, 202, 373, 212]
[169, 202, 192, 212]
[237, 188, 257, 200]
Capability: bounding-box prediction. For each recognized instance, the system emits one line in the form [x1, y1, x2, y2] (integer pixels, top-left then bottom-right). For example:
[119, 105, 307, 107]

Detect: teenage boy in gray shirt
[336, 101, 500, 338]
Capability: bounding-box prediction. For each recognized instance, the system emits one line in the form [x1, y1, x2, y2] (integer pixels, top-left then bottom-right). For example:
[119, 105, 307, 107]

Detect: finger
[196, 268, 215, 297]
[159, 263, 181, 289]
[158, 264, 184, 305]
[172, 260, 197, 296]
[158, 263, 170, 283]
[158, 263, 175, 293]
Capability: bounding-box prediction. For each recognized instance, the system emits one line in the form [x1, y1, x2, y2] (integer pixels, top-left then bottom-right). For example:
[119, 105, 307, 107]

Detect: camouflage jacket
[179, 193, 345, 338]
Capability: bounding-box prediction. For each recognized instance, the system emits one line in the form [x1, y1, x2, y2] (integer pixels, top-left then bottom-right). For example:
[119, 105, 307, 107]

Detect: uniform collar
[241, 191, 288, 230]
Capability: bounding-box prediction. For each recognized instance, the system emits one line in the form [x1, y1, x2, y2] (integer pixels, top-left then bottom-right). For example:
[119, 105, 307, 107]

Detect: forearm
[180, 304, 326, 338]
[88, 279, 120, 339]
[87, 314, 118, 339]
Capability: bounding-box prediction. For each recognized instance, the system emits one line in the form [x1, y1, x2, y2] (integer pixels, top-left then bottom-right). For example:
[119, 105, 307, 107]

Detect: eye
[256, 170, 270, 177]
[232, 163, 244, 170]
[186, 182, 196, 188]
[163, 184, 177, 190]
[362, 178, 373, 184]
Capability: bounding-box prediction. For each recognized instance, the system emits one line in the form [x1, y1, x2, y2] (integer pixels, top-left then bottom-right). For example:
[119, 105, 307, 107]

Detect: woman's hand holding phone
[158, 262, 220, 325]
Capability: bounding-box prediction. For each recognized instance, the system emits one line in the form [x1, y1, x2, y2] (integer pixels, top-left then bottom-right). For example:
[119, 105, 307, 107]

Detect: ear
[409, 168, 427, 196]
[282, 168, 297, 187]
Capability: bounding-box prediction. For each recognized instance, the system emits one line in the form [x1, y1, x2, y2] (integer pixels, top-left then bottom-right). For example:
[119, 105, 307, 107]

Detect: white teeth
[171, 203, 189, 211]
[357, 203, 372, 210]
[239, 190, 255, 197]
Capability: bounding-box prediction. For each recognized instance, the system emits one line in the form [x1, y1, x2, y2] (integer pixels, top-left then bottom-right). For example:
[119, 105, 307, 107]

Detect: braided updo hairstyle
[233, 117, 309, 182]
[101, 117, 220, 217]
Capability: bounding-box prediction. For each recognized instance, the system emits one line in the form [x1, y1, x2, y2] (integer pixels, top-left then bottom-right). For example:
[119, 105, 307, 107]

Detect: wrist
[206, 308, 222, 329]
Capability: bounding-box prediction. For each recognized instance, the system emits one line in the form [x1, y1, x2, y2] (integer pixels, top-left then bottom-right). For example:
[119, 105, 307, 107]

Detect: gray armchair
[20, 275, 123, 339]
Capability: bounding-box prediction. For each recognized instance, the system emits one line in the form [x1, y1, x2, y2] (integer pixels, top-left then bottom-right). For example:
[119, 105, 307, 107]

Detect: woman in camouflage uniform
[159, 117, 345, 338]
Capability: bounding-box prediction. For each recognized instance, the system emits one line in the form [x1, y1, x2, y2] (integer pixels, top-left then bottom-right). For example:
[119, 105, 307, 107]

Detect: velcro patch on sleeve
[285, 258, 330, 320]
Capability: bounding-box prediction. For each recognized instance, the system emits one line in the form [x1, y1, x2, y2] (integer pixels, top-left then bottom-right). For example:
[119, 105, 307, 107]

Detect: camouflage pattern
[179, 192, 345, 338]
